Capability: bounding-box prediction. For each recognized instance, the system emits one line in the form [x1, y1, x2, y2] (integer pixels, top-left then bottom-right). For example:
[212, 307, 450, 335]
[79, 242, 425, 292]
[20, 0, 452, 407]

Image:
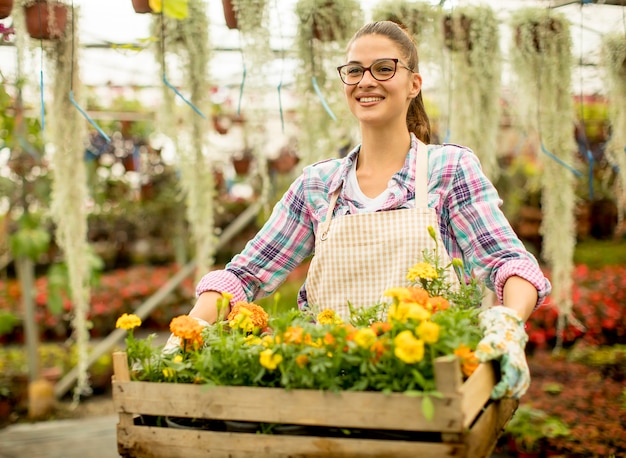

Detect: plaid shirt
[197, 134, 551, 309]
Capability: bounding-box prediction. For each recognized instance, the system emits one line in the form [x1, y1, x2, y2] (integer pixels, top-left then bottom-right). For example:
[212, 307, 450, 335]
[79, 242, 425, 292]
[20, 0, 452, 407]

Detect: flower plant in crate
[119, 227, 486, 422]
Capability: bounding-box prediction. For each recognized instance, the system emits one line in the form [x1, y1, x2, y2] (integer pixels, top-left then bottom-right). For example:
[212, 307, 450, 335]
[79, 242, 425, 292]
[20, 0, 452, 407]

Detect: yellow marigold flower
[244, 335, 262, 346]
[416, 321, 440, 344]
[295, 354, 309, 368]
[261, 335, 274, 347]
[393, 330, 425, 364]
[229, 307, 254, 333]
[162, 367, 175, 379]
[259, 349, 283, 371]
[406, 262, 438, 283]
[115, 313, 141, 330]
[387, 302, 410, 323]
[317, 309, 343, 325]
[454, 344, 480, 378]
[353, 328, 377, 349]
[406, 302, 431, 322]
[173, 355, 183, 363]
[227, 302, 269, 329]
[383, 287, 412, 301]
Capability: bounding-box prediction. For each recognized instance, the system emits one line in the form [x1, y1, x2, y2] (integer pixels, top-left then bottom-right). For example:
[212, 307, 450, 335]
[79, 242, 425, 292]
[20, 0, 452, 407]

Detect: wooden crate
[112, 351, 517, 458]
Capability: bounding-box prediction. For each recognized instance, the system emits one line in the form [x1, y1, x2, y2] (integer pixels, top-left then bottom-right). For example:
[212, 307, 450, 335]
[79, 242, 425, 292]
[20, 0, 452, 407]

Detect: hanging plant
[442, 5, 501, 180]
[44, 2, 92, 399]
[152, 0, 216, 281]
[509, 7, 577, 342]
[21, 0, 68, 40]
[601, 33, 626, 235]
[294, 0, 362, 166]
[131, 0, 152, 14]
[371, 0, 443, 67]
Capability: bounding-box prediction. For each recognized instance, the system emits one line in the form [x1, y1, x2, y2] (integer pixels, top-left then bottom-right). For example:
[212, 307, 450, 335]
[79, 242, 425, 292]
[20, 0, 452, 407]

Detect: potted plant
[131, 0, 151, 14]
[295, 0, 362, 43]
[21, 0, 68, 40]
[0, 0, 13, 19]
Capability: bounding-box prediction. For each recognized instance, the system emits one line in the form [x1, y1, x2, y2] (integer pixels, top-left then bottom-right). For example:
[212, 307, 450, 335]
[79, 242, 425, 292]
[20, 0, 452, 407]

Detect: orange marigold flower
[369, 339, 388, 362]
[370, 321, 392, 336]
[227, 302, 269, 329]
[170, 315, 203, 341]
[295, 354, 309, 368]
[454, 344, 480, 378]
[403, 287, 429, 306]
[283, 326, 304, 344]
[323, 332, 336, 346]
[428, 296, 450, 312]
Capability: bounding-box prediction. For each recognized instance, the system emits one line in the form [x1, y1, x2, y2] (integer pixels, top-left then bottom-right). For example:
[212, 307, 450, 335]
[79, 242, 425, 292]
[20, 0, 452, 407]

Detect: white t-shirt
[345, 160, 391, 211]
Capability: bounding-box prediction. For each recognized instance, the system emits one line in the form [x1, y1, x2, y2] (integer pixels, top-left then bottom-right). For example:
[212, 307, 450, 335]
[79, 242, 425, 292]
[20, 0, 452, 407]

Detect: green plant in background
[8, 213, 50, 261]
[0, 311, 19, 338]
[505, 404, 571, 453]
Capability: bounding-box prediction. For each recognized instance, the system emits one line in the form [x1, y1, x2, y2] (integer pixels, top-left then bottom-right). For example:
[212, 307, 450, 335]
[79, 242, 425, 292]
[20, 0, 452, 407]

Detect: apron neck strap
[415, 140, 429, 208]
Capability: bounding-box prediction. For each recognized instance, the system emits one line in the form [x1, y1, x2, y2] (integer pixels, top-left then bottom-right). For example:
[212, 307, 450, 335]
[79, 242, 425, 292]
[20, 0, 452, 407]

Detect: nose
[358, 68, 377, 86]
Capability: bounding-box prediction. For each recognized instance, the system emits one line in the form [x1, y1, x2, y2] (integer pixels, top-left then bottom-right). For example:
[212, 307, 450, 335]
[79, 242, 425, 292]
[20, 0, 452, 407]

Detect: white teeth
[359, 97, 382, 103]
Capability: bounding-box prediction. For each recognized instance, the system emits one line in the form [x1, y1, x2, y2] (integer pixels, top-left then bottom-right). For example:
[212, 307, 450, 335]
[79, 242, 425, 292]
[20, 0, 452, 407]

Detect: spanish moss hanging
[509, 7, 579, 346]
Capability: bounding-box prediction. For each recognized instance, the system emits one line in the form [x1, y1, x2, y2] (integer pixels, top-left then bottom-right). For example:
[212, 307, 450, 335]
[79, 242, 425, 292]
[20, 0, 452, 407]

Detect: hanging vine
[294, 0, 363, 166]
[509, 8, 579, 346]
[45, 3, 92, 400]
[231, 0, 273, 213]
[601, 32, 626, 235]
[443, 5, 501, 180]
[152, 0, 216, 281]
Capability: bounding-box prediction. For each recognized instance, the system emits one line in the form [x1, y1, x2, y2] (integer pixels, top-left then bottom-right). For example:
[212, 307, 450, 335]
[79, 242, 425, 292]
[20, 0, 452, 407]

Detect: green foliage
[8, 213, 51, 261]
[574, 239, 626, 268]
[0, 311, 19, 337]
[505, 404, 571, 452]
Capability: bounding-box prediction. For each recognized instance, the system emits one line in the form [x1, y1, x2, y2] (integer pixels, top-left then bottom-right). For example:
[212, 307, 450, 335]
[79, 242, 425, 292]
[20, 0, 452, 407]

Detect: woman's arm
[502, 275, 538, 321]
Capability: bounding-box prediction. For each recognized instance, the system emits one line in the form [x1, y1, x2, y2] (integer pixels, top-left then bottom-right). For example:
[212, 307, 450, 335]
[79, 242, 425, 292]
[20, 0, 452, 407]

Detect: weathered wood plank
[113, 381, 465, 432]
[117, 425, 467, 458]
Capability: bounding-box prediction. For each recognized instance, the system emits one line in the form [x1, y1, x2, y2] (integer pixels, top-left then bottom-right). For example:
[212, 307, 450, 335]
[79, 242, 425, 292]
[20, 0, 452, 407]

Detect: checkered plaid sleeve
[436, 145, 551, 307]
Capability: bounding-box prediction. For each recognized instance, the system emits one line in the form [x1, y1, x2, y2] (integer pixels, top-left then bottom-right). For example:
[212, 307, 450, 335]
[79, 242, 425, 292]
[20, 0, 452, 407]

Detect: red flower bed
[526, 264, 626, 350]
[0, 263, 196, 342]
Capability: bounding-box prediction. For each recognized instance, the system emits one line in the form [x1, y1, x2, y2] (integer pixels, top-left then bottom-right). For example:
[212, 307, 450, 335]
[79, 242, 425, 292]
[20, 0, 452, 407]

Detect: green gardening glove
[475, 306, 530, 400]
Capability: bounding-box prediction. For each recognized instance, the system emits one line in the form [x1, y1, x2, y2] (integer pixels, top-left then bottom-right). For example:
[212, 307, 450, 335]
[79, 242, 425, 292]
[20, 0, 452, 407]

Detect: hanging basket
[0, 0, 13, 19]
[222, 0, 237, 29]
[131, 0, 152, 14]
[514, 17, 564, 53]
[443, 13, 473, 52]
[23, 1, 68, 40]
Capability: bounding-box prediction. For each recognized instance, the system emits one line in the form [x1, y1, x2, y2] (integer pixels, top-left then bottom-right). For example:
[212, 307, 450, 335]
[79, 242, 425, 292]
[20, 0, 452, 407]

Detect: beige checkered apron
[306, 141, 457, 319]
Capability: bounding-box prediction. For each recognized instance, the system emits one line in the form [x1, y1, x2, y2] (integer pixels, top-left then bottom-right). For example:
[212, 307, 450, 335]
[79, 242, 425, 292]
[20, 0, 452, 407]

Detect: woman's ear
[409, 72, 422, 99]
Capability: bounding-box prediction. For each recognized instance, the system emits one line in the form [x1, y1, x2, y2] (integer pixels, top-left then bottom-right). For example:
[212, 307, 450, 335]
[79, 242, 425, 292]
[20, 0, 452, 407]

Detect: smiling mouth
[358, 97, 384, 103]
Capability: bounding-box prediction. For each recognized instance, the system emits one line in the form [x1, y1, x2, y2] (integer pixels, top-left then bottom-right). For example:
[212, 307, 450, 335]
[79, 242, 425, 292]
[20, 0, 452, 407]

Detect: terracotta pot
[514, 18, 564, 53]
[131, 0, 152, 14]
[0, 0, 13, 19]
[24, 1, 68, 40]
[222, 0, 237, 29]
[443, 13, 473, 52]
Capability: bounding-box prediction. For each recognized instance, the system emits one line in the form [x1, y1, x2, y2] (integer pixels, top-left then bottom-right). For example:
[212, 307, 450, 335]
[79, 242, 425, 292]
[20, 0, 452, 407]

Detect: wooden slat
[458, 362, 497, 428]
[465, 399, 518, 458]
[113, 381, 465, 433]
[117, 425, 467, 458]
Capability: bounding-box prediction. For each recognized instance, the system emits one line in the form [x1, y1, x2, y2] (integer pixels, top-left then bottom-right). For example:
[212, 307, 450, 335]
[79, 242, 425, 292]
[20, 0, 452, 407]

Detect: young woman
[171, 21, 551, 400]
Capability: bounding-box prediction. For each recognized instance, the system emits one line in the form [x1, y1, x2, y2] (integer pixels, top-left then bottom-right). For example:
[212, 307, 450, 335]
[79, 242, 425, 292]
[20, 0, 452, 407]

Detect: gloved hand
[162, 315, 210, 355]
[475, 306, 530, 400]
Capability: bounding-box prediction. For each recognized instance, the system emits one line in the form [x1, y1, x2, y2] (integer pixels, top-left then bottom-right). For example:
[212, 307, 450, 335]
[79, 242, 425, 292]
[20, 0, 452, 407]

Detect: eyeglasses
[337, 58, 413, 85]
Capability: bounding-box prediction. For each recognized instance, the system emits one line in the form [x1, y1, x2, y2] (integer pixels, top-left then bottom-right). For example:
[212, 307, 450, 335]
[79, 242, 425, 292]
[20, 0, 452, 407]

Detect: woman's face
[342, 34, 421, 128]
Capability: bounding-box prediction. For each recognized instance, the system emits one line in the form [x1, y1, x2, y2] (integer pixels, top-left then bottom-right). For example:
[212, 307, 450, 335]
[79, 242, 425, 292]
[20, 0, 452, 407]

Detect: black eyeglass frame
[336, 58, 414, 85]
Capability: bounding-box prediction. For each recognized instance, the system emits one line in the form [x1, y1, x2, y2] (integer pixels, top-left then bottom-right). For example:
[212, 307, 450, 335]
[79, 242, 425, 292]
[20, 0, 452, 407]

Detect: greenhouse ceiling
[0, 0, 624, 95]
